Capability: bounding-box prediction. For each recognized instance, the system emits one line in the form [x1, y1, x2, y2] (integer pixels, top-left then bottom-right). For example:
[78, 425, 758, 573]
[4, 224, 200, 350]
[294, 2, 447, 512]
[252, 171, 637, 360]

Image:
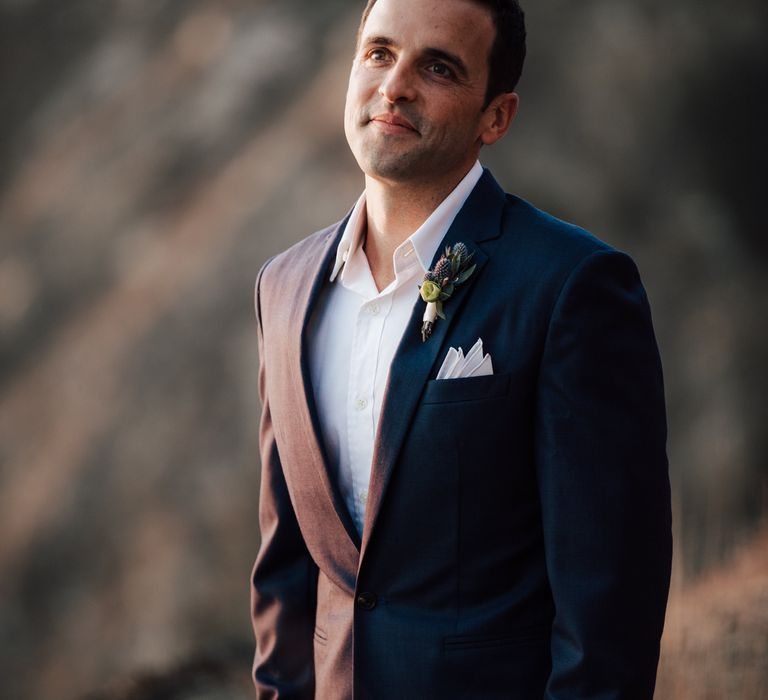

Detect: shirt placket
[346, 295, 388, 533]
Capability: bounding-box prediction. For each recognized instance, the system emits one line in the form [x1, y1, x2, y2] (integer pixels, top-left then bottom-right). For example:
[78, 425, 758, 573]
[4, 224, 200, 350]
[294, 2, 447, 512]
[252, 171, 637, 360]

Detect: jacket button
[356, 591, 377, 610]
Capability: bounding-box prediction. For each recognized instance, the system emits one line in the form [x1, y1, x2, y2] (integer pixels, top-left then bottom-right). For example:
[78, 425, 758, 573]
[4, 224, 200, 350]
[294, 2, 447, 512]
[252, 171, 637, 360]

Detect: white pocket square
[436, 337, 493, 379]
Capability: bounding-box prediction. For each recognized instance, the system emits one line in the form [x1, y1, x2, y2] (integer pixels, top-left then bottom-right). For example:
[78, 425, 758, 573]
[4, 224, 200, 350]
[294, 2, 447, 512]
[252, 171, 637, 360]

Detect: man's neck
[362, 166, 473, 292]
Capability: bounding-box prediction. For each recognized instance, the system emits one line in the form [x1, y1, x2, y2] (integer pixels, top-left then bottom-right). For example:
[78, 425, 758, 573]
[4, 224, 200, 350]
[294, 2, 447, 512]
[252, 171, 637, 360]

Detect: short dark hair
[356, 0, 526, 109]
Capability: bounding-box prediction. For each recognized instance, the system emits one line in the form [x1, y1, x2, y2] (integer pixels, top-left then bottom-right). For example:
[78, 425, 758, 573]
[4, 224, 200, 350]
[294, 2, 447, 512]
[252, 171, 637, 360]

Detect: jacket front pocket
[422, 371, 512, 404]
[443, 623, 550, 650]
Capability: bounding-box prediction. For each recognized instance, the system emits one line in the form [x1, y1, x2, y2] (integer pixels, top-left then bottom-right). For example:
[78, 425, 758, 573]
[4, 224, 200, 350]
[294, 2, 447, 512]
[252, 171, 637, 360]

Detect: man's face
[344, 0, 496, 186]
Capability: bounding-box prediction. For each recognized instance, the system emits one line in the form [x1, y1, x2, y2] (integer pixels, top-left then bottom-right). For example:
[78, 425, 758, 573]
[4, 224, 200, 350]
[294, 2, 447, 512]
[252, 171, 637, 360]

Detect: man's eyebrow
[362, 35, 398, 49]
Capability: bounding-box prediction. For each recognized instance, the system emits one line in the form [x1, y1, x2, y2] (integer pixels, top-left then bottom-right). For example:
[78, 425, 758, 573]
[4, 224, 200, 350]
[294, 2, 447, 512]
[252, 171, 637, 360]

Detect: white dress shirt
[307, 160, 484, 537]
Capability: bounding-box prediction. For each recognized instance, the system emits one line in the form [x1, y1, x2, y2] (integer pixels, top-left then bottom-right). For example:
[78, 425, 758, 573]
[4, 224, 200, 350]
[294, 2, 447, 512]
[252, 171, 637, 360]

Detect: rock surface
[0, 1, 765, 698]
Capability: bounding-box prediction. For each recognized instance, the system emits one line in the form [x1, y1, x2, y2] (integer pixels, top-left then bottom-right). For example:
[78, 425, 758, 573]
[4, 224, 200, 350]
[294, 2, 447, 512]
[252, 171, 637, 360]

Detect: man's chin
[365, 163, 422, 183]
[358, 151, 429, 182]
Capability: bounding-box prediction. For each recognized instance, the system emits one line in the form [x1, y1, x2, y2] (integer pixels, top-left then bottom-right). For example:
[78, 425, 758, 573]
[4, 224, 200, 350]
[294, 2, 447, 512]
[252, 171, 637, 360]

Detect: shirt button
[356, 591, 377, 610]
[368, 302, 380, 315]
[359, 490, 368, 503]
[355, 398, 368, 411]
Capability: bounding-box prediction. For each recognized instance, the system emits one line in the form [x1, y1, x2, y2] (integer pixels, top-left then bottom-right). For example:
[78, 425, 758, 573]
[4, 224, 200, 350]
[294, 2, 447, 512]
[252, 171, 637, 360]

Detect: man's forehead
[360, 0, 494, 60]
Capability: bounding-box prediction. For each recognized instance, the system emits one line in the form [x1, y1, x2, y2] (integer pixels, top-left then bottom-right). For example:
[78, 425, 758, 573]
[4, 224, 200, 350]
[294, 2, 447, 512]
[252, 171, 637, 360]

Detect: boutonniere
[419, 242, 476, 342]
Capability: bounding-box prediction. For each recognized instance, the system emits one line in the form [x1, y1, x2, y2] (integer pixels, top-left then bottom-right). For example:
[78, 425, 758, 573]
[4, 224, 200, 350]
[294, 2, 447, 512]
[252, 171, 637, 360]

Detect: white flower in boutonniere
[419, 242, 476, 342]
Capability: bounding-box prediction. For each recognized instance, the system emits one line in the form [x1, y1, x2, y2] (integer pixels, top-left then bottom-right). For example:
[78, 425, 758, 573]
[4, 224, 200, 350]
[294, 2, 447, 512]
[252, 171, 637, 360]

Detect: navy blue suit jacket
[250, 168, 672, 699]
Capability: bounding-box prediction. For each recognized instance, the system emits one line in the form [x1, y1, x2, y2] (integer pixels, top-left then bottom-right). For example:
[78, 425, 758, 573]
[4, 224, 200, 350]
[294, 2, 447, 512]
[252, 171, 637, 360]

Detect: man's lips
[369, 113, 419, 134]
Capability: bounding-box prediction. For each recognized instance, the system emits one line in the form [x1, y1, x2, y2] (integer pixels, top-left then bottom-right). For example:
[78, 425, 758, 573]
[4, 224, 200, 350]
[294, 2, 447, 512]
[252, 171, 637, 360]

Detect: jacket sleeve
[535, 249, 673, 700]
[250, 258, 318, 699]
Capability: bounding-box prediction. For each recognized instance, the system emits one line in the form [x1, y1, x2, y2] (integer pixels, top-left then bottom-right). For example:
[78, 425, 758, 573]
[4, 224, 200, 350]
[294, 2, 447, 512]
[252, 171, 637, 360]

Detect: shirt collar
[329, 192, 366, 283]
[329, 160, 484, 284]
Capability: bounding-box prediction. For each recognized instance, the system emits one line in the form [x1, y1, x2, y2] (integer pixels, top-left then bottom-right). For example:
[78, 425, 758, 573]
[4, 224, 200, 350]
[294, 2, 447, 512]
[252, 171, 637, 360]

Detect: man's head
[344, 0, 525, 188]
[356, 0, 526, 109]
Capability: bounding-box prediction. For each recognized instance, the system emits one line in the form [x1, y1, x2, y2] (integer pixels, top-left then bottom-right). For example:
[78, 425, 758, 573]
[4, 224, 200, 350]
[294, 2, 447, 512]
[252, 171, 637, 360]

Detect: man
[250, 0, 672, 697]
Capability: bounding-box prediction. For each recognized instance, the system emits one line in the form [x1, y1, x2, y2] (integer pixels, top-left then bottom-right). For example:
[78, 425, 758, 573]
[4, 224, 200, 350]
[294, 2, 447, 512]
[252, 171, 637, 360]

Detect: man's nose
[378, 63, 417, 103]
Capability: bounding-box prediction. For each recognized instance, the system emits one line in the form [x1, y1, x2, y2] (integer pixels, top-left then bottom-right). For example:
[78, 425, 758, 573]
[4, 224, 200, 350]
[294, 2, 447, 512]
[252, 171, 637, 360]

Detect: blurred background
[0, 0, 766, 698]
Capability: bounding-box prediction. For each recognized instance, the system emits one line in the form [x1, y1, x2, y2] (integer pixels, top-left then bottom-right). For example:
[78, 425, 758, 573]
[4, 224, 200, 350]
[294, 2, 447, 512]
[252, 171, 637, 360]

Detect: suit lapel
[284, 169, 508, 576]
[359, 169, 507, 563]
[291, 212, 364, 560]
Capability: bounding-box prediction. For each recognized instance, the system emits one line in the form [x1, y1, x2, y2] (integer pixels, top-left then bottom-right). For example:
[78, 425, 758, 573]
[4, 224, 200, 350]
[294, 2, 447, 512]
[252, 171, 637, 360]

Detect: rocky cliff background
[0, 1, 766, 698]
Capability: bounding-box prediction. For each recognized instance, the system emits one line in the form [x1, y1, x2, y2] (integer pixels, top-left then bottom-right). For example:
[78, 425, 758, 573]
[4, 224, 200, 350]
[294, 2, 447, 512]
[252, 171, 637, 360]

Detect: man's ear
[479, 92, 519, 146]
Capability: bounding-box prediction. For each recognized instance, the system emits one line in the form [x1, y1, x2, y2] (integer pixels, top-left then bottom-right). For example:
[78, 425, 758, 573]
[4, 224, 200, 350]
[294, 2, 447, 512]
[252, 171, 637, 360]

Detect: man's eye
[427, 63, 454, 78]
[368, 48, 389, 61]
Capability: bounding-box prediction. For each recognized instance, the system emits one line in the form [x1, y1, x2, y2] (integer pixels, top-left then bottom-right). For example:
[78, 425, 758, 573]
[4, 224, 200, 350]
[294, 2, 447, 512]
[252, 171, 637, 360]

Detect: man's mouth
[369, 113, 419, 134]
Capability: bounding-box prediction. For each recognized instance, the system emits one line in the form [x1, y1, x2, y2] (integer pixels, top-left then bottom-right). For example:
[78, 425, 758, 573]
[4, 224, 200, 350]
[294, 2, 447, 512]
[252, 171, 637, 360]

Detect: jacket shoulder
[493, 193, 646, 318]
[501, 194, 619, 267]
[256, 219, 343, 289]
[253, 219, 344, 332]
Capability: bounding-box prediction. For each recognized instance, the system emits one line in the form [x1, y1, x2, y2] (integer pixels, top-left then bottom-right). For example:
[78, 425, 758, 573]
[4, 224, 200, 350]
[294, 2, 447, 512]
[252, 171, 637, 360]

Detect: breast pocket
[421, 371, 512, 405]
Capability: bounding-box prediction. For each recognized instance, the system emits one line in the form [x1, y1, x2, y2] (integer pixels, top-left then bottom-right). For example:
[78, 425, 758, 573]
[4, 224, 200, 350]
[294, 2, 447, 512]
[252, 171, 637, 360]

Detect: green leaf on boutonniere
[456, 264, 476, 284]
